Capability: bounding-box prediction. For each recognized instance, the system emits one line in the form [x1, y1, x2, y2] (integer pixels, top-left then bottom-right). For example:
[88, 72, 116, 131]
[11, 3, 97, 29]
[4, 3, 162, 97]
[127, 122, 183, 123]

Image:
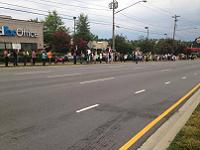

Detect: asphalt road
[0, 61, 200, 150]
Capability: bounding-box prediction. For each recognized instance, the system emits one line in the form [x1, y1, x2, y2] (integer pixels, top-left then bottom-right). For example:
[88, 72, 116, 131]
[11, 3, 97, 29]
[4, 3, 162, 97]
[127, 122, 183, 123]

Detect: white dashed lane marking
[165, 81, 171, 85]
[135, 89, 146, 94]
[182, 76, 187, 80]
[76, 104, 100, 113]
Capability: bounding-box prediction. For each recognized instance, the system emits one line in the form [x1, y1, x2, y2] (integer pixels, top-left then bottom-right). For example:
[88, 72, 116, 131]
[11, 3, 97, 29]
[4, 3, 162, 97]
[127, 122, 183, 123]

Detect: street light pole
[112, 0, 115, 51]
[145, 26, 149, 40]
[73, 17, 76, 36]
[115, 0, 147, 14]
[164, 33, 167, 39]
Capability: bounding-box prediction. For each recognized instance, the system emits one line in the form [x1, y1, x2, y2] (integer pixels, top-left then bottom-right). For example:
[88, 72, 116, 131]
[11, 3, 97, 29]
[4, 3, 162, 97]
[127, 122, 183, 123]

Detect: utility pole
[172, 15, 180, 41]
[109, 0, 118, 51]
[109, 0, 146, 51]
[172, 15, 180, 54]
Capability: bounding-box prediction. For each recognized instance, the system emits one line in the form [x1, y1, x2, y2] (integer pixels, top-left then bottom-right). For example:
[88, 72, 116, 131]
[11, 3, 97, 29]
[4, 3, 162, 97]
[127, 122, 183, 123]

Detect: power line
[0, 6, 112, 25]
[26, 0, 111, 11]
[1, 0, 175, 33]
[0, 1, 169, 33]
[118, 26, 164, 36]
[144, 2, 200, 28]
[139, 3, 171, 17]
[0, 5, 166, 38]
[177, 27, 199, 31]
[0, 6, 73, 20]
[119, 13, 169, 29]
[147, 2, 172, 15]
[0, 2, 74, 17]
[0, 1, 113, 20]
[45, 0, 107, 8]
[24, 0, 112, 18]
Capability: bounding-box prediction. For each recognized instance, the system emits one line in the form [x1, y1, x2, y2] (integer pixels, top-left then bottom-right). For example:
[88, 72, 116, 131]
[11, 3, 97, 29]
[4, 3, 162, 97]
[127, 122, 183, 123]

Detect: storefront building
[0, 16, 44, 51]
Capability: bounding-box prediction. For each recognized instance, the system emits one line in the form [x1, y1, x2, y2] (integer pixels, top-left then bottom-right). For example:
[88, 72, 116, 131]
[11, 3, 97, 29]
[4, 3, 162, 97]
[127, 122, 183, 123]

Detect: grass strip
[168, 104, 200, 150]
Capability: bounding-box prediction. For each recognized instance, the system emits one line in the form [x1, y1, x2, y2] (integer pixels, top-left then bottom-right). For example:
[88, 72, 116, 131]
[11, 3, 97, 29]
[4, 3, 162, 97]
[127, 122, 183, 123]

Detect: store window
[0, 42, 5, 50]
[21, 43, 37, 50]
[5, 43, 12, 49]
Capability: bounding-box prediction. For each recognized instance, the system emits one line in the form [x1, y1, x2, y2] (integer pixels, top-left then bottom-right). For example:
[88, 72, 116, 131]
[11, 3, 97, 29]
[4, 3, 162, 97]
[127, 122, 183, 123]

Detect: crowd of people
[2, 49, 54, 67]
[1, 48, 199, 67]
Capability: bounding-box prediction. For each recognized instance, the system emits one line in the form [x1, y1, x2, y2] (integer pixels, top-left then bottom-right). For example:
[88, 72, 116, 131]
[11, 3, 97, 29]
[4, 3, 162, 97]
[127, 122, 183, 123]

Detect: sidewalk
[0, 61, 137, 68]
[0, 62, 75, 68]
[138, 88, 200, 150]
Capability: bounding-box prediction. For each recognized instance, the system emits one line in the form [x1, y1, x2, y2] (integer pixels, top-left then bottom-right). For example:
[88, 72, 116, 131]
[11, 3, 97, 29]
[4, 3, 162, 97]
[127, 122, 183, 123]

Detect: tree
[132, 39, 155, 54]
[113, 34, 132, 54]
[44, 11, 67, 33]
[90, 33, 98, 41]
[153, 39, 188, 55]
[43, 11, 70, 51]
[51, 31, 71, 52]
[75, 13, 91, 42]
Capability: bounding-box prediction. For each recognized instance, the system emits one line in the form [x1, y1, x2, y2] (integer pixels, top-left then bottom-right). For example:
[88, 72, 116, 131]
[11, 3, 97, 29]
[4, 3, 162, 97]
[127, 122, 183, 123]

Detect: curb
[138, 88, 200, 150]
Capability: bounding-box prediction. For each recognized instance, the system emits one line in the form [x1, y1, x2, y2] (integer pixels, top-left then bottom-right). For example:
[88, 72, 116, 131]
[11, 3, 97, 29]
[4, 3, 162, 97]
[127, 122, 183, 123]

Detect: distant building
[0, 16, 44, 51]
[87, 41, 109, 50]
[187, 37, 200, 52]
[195, 37, 200, 44]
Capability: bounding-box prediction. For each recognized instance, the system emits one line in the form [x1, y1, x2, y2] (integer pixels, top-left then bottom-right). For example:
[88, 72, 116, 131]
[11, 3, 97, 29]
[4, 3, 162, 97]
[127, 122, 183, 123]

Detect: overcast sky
[1, 0, 200, 41]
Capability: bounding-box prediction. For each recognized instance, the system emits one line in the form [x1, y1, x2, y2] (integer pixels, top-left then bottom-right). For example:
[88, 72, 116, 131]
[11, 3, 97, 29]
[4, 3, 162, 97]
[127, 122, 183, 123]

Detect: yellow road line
[119, 83, 200, 150]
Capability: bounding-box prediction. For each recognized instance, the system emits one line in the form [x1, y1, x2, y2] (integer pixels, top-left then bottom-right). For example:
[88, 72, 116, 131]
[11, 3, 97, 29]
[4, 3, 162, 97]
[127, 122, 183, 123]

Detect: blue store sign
[0, 26, 38, 38]
[0, 26, 17, 36]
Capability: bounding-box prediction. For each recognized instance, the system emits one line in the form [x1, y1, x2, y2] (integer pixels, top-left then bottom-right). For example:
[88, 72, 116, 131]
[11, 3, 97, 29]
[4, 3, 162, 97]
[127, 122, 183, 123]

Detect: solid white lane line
[76, 104, 100, 113]
[182, 76, 187, 80]
[15, 71, 51, 75]
[48, 73, 81, 78]
[165, 81, 171, 85]
[80, 77, 115, 84]
[135, 89, 146, 94]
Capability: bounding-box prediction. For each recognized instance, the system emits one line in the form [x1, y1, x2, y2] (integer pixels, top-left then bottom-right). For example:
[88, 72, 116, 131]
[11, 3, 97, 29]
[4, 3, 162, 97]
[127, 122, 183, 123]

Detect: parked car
[55, 56, 65, 64]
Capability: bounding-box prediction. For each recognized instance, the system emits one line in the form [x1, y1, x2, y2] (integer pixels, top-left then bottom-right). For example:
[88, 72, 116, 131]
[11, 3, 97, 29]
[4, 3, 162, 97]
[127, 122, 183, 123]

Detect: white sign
[12, 43, 21, 50]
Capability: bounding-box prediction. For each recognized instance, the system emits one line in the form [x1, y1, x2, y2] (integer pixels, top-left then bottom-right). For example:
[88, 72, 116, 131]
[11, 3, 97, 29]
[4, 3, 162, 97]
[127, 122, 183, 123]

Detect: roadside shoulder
[138, 88, 200, 150]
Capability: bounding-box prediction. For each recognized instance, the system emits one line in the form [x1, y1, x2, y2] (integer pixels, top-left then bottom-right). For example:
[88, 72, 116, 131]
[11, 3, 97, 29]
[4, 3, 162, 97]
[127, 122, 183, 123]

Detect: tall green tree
[43, 11, 69, 50]
[44, 11, 67, 33]
[75, 14, 91, 42]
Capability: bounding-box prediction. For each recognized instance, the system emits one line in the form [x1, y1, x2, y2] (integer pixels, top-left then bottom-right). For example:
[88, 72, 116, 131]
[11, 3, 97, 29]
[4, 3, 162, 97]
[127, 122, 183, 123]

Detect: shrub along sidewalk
[168, 104, 200, 150]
